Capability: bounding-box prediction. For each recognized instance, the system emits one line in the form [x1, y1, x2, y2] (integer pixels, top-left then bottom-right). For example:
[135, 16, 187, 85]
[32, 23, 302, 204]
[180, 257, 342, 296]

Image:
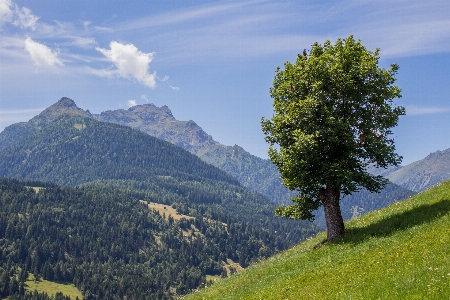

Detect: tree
[261, 36, 405, 241]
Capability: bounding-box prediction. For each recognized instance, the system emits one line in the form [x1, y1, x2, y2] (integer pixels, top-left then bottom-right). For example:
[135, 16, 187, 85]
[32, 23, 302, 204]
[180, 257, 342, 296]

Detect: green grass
[24, 273, 83, 299]
[185, 181, 450, 299]
[25, 186, 45, 193]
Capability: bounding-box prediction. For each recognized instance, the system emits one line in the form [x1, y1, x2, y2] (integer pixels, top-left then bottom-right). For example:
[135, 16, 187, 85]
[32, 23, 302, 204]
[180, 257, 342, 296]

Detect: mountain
[93, 101, 416, 224]
[0, 97, 92, 153]
[0, 106, 322, 297]
[384, 149, 450, 192]
[93, 104, 294, 205]
[0, 178, 304, 299]
[0, 109, 318, 240]
[185, 180, 450, 299]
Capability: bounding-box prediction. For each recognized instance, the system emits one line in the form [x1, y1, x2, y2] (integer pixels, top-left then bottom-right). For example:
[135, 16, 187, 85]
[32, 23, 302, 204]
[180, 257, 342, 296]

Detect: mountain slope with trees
[0, 98, 418, 227]
[0, 178, 309, 299]
[382, 149, 450, 192]
[93, 103, 294, 206]
[93, 100, 416, 226]
[0, 112, 318, 242]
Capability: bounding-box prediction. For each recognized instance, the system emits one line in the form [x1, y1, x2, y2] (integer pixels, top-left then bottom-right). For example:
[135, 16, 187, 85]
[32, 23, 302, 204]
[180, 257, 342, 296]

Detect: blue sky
[0, 0, 449, 165]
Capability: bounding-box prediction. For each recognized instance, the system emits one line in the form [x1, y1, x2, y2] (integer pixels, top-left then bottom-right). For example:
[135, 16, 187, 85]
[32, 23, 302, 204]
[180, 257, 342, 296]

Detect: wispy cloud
[118, 0, 259, 31]
[0, 0, 13, 26]
[65, 36, 96, 48]
[24, 37, 63, 67]
[96, 41, 156, 88]
[114, 0, 450, 64]
[12, 4, 39, 30]
[406, 105, 450, 116]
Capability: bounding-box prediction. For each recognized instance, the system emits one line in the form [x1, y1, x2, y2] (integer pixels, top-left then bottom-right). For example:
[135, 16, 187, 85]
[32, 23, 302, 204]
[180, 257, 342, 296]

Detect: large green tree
[262, 36, 405, 241]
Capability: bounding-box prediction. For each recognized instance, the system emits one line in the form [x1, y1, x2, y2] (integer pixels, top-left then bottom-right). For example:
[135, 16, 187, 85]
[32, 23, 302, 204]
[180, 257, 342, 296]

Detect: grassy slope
[186, 181, 450, 299]
[25, 275, 83, 299]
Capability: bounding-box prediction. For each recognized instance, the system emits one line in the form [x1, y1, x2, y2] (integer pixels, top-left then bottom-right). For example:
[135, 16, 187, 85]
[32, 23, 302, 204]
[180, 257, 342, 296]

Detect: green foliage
[185, 180, 450, 299]
[262, 35, 405, 220]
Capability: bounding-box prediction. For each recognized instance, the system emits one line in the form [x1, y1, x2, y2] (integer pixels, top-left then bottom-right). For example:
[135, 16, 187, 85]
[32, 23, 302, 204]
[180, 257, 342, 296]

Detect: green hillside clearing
[186, 181, 450, 299]
[24, 273, 83, 299]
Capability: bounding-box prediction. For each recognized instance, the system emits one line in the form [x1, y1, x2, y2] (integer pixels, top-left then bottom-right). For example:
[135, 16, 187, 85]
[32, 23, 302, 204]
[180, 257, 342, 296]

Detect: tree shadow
[336, 199, 450, 245]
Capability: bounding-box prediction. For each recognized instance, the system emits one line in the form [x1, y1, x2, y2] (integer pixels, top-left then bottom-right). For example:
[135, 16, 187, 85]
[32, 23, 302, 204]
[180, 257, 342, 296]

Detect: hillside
[94, 102, 416, 218]
[0, 98, 417, 230]
[0, 111, 320, 241]
[386, 149, 450, 192]
[0, 178, 305, 299]
[93, 103, 295, 206]
[186, 180, 450, 299]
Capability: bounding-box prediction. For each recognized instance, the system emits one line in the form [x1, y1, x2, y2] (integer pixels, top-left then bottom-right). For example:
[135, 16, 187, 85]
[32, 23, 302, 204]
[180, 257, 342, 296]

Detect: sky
[0, 0, 449, 166]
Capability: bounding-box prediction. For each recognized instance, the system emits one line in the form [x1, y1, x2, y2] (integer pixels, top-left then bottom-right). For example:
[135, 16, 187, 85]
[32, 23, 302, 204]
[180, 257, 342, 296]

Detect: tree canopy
[262, 35, 405, 241]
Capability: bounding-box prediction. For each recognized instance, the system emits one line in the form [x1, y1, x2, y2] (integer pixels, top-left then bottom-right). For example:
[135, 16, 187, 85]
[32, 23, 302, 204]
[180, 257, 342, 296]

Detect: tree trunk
[321, 184, 345, 241]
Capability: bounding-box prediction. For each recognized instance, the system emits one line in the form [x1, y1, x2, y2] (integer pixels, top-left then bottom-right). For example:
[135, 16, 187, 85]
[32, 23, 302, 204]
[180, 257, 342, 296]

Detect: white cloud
[24, 37, 63, 67]
[96, 41, 156, 88]
[141, 95, 149, 102]
[406, 105, 450, 116]
[13, 4, 38, 30]
[0, 0, 13, 26]
[127, 99, 137, 108]
[169, 85, 180, 91]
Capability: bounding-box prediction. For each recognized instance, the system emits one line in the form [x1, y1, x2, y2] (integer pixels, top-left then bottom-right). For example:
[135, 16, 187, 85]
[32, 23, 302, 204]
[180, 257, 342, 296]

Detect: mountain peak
[56, 97, 78, 107]
[38, 97, 92, 119]
[127, 103, 175, 121]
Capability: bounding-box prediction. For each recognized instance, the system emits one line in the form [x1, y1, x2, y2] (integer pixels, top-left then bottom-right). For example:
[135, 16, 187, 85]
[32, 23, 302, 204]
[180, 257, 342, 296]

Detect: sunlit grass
[24, 273, 83, 299]
[185, 181, 450, 299]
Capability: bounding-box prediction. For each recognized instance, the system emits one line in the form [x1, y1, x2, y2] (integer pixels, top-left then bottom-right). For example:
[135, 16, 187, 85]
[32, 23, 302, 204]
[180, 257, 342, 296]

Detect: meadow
[185, 181, 450, 299]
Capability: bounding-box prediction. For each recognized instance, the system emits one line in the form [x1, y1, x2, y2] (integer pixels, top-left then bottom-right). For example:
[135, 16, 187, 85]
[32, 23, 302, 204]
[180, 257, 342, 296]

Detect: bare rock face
[93, 104, 220, 154]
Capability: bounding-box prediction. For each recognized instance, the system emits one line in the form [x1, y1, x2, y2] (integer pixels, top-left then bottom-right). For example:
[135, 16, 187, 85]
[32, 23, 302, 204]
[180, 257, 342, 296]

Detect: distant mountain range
[2, 97, 448, 221]
[0, 99, 318, 242]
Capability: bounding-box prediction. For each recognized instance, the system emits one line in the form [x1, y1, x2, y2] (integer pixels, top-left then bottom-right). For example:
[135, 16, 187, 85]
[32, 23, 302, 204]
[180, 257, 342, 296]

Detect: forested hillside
[0, 113, 317, 241]
[94, 102, 298, 205]
[92, 104, 414, 211]
[0, 111, 321, 298]
[0, 98, 418, 227]
[93, 100, 416, 222]
[0, 178, 307, 299]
